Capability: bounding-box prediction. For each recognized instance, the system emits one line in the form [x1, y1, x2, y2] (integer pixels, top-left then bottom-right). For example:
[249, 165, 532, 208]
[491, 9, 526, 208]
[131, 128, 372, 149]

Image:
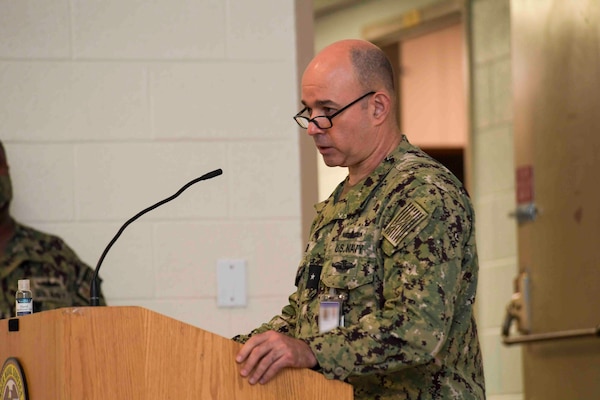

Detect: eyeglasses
[293, 91, 375, 129]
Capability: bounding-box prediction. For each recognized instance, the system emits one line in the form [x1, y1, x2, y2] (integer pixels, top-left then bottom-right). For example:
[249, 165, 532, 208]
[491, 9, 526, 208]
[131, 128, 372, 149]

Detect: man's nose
[306, 121, 323, 136]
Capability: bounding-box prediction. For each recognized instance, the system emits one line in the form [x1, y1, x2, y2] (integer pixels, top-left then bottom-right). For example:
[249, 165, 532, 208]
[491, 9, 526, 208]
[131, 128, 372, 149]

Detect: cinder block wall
[0, 0, 304, 338]
[471, 0, 523, 398]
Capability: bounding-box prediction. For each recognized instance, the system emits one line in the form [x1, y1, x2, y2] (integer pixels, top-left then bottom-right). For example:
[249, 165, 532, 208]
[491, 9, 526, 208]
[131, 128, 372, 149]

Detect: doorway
[365, 1, 470, 189]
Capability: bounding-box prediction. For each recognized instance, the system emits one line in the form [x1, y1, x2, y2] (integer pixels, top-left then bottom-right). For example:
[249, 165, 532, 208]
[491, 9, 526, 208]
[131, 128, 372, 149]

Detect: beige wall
[0, 0, 304, 339]
[470, 1, 522, 398]
[315, 0, 522, 399]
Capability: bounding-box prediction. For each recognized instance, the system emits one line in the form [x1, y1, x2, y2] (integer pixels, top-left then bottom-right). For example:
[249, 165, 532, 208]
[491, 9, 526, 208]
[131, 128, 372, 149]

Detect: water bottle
[15, 279, 33, 316]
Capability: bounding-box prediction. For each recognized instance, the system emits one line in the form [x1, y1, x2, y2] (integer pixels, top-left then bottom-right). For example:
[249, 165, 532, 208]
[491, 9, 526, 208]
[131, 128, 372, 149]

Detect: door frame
[362, 0, 473, 191]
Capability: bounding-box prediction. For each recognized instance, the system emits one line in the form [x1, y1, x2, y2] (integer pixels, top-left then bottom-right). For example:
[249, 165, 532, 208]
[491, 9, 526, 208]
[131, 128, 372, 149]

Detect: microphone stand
[89, 168, 223, 306]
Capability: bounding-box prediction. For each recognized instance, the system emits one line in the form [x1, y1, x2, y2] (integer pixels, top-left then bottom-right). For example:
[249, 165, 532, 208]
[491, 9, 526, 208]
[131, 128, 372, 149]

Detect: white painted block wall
[0, 0, 303, 339]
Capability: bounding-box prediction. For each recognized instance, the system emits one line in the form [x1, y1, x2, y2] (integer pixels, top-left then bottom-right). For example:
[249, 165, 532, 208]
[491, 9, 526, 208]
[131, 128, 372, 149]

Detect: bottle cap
[17, 279, 30, 291]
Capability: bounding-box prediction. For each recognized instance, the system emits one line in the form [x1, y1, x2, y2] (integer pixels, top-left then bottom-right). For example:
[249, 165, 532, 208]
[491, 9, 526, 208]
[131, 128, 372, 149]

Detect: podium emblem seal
[1, 358, 28, 400]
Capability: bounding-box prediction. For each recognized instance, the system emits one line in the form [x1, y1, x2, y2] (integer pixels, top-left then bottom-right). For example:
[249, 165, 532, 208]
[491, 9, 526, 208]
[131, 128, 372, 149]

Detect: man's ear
[371, 92, 391, 125]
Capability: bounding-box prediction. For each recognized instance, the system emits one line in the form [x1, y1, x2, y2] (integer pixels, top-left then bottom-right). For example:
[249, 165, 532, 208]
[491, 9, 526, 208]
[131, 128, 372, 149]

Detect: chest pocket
[321, 252, 376, 310]
[321, 254, 377, 325]
[322, 237, 375, 289]
[321, 256, 374, 290]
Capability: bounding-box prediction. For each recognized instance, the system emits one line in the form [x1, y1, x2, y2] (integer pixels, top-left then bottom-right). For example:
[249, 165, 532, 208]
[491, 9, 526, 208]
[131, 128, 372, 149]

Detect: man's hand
[235, 331, 318, 385]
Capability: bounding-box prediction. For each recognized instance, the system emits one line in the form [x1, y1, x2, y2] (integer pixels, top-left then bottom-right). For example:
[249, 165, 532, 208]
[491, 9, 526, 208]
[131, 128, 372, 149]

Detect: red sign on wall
[516, 165, 534, 204]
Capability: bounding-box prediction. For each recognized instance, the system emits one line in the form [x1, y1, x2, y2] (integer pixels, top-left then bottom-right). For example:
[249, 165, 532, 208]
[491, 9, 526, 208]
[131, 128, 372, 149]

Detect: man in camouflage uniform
[0, 141, 105, 319]
[234, 39, 485, 399]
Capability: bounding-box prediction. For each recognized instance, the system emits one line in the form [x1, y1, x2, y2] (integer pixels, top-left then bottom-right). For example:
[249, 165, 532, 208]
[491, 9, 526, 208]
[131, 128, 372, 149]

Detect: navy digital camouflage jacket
[235, 136, 485, 399]
[0, 222, 105, 319]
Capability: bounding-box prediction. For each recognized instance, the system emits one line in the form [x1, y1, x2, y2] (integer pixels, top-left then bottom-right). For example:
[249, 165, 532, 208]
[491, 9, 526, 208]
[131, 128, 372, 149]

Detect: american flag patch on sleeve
[383, 201, 429, 247]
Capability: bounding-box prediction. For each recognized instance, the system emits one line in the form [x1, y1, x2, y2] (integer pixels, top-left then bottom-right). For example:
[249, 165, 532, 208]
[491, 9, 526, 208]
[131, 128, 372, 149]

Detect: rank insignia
[307, 263, 322, 290]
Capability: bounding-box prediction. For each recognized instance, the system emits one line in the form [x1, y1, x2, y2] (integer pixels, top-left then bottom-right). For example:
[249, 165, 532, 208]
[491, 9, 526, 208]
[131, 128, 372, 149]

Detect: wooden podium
[0, 306, 353, 399]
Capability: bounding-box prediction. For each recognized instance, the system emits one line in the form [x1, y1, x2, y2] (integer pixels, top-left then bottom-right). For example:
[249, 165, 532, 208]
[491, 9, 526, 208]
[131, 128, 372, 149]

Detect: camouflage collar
[314, 135, 413, 220]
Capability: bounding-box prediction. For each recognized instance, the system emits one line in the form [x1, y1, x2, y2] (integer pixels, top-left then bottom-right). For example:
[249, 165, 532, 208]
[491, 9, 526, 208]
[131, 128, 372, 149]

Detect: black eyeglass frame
[293, 91, 376, 129]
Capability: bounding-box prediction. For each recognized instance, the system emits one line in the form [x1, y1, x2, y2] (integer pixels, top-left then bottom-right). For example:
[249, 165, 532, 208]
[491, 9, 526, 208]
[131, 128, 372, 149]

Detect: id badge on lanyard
[319, 288, 347, 333]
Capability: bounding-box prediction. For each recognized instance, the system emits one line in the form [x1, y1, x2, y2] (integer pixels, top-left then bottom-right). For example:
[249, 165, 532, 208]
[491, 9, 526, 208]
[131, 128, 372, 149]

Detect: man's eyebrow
[301, 99, 338, 107]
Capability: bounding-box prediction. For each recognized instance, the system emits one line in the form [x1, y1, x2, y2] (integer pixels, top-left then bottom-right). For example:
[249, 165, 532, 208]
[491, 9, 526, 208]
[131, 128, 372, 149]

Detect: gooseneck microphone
[89, 168, 223, 306]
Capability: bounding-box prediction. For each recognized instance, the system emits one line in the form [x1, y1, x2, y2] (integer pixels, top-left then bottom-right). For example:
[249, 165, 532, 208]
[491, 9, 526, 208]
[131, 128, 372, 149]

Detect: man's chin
[318, 149, 339, 166]
[321, 157, 343, 168]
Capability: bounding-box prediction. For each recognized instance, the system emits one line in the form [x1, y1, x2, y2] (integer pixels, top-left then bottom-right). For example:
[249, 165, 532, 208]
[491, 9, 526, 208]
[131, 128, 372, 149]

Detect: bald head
[298, 39, 402, 180]
[305, 40, 396, 103]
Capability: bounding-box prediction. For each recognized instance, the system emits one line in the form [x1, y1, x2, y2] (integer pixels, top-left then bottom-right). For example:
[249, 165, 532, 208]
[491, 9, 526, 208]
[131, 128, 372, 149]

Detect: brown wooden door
[511, 0, 600, 398]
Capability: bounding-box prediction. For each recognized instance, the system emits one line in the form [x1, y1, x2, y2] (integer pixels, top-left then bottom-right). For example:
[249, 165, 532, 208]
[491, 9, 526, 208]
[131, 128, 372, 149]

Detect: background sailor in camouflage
[0, 141, 105, 319]
[234, 39, 485, 399]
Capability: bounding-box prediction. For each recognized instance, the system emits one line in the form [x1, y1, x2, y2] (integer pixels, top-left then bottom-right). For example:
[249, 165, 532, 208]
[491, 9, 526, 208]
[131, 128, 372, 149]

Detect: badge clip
[318, 288, 346, 333]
